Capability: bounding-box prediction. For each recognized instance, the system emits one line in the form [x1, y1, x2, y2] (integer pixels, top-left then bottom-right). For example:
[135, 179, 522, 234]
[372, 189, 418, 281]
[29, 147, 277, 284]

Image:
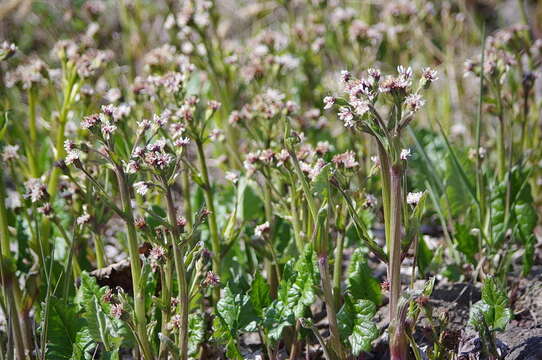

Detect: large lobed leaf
[490, 167, 538, 273]
[42, 297, 94, 360]
[468, 277, 511, 332]
[263, 246, 318, 342]
[346, 248, 383, 306]
[337, 295, 378, 355]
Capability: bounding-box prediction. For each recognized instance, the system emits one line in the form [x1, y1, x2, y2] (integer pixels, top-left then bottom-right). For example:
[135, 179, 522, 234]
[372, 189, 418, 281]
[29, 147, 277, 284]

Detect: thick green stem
[114, 166, 153, 359]
[389, 164, 406, 359]
[41, 74, 78, 261]
[332, 206, 345, 307]
[7, 289, 26, 360]
[194, 140, 220, 304]
[288, 149, 318, 224]
[263, 181, 278, 297]
[0, 169, 9, 258]
[497, 115, 506, 182]
[315, 204, 343, 359]
[390, 296, 409, 360]
[475, 29, 487, 231]
[158, 261, 172, 359]
[182, 171, 193, 230]
[164, 186, 189, 360]
[318, 255, 343, 359]
[48, 120, 67, 198]
[0, 165, 28, 359]
[287, 172, 304, 252]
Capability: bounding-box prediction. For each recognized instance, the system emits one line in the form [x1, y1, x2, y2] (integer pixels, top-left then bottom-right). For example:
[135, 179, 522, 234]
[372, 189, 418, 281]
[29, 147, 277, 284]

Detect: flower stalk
[326, 66, 437, 359]
[315, 206, 343, 359]
[0, 164, 28, 359]
[194, 139, 220, 304]
[113, 165, 153, 360]
[164, 185, 189, 360]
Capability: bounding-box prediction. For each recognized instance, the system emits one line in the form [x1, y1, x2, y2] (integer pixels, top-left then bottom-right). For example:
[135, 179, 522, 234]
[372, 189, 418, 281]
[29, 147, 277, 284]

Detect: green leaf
[455, 223, 479, 264]
[158, 333, 180, 358]
[417, 237, 434, 275]
[262, 300, 294, 342]
[76, 273, 130, 349]
[212, 316, 243, 360]
[468, 277, 511, 332]
[337, 295, 378, 355]
[238, 177, 264, 222]
[100, 348, 120, 360]
[188, 312, 204, 356]
[346, 248, 382, 305]
[288, 245, 319, 318]
[490, 167, 538, 272]
[42, 297, 93, 359]
[403, 192, 428, 251]
[310, 163, 331, 198]
[511, 171, 537, 274]
[215, 282, 258, 343]
[441, 149, 476, 218]
[521, 233, 536, 276]
[0, 112, 8, 140]
[75, 272, 105, 308]
[250, 273, 271, 318]
[261, 250, 318, 342]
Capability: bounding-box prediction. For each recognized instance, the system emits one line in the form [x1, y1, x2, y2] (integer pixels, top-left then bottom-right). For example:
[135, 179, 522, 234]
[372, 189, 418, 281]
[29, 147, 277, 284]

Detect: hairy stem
[114, 166, 153, 360]
[315, 204, 343, 359]
[319, 255, 343, 359]
[195, 140, 220, 304]
[182, 170, 193, 230]
[164, 186, 189, 360]
[332, 205, 345, 307]
[475, 27, 487, 232]
[263, 181, 278, 297]
[0, 163, 30, 360]
[389, 163, 405, 359]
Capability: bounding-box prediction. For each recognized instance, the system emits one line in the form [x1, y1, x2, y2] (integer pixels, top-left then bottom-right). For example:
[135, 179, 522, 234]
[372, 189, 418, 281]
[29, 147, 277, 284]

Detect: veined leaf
[188, 312, 204, 356]
[490, 167, 537, 273]
[214, 282, 259, 356]
[42, 297, 93, 360]
[262, 300, 294, 342]
[212, 315, 243, 360]
[250, 273, 271, 318]
[237, 177, 264, 222]
[468, 277, 511, 332]
[262, 249, 318, 342]
[288, 245, 319, 318]
[337, 295, 378, 355]
[455, 223, 479, 264]
[346, 248, 382, 306]
[76, 272, 130, 349]
[216, 284, 258, 332]
[441, 149, 476, 218]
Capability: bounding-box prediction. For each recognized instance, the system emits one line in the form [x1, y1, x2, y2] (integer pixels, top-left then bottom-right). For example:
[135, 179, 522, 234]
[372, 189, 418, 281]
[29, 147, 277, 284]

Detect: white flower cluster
[323, 66, 437, 129]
